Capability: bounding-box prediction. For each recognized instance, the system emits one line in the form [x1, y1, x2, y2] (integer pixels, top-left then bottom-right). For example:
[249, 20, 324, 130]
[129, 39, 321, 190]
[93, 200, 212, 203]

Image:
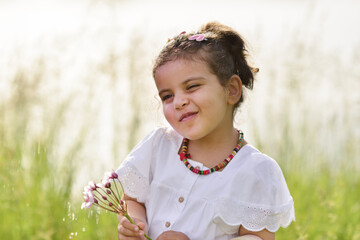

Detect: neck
[193, 126, 237, 146]
[187, 126, 242, 165]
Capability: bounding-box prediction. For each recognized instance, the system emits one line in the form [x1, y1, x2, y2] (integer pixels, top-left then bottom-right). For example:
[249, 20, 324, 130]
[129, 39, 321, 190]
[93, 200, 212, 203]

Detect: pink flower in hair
[188, 34, 207, 41]
[167, 31, 186, 43]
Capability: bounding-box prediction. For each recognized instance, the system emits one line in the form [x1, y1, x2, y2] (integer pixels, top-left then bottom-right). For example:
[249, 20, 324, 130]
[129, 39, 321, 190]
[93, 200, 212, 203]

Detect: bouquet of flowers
[81, 170, 152, 240]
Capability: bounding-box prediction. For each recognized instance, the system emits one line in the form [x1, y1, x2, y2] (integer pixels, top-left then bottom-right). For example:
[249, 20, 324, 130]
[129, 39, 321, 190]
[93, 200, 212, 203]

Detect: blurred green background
[1, 0, 359, 239]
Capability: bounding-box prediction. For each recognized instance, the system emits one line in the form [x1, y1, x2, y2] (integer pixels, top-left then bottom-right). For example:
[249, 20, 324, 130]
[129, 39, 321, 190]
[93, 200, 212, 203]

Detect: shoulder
[238, 144, 282, 177]
[230, 144, 291, 205]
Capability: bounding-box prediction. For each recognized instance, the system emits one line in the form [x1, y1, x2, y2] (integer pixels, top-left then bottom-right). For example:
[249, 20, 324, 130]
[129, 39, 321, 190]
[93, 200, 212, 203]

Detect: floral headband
[167, 31, 207, 43]
[188, 33, 207, 41]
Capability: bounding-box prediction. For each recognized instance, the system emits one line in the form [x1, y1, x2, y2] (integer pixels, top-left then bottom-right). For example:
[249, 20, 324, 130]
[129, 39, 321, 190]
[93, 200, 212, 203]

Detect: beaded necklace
[179, 130, 244, 175]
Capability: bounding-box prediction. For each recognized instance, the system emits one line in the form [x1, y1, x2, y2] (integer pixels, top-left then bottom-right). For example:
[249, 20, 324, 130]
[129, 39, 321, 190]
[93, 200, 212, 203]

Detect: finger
[134, 222, 147, 238]
[127, 218, 147, 234]
[122, 220, 142, 232]
[136, 221, 146, 231]
[118, 224, 142, 238]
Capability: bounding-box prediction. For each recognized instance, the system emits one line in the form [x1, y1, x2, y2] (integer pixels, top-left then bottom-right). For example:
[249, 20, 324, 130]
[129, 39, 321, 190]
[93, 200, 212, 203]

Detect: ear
[226, 75, 242, 105]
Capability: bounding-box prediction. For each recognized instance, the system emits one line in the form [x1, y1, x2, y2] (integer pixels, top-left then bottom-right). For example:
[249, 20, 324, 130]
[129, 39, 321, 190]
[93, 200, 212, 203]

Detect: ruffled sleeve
[116, 128, 164, 203]
[213, 148, 295, 233]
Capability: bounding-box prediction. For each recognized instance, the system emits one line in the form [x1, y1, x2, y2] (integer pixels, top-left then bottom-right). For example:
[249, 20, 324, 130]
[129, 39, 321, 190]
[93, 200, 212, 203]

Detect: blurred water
[0, 0, 359, 192]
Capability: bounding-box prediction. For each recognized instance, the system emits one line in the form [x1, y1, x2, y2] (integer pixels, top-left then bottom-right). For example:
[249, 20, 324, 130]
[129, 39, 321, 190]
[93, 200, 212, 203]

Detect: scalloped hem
[213, 199, 295, 234]
[240, 206, 295, 233]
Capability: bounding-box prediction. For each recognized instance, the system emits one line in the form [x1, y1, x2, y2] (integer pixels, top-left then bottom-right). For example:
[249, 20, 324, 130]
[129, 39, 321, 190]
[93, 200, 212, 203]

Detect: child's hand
[156, 231, 190, 240]
[117, 215, 147, 240]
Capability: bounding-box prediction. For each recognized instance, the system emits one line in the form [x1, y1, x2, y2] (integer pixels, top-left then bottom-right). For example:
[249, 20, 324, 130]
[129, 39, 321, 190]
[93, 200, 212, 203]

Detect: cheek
[197, 90, 226, 108]
[162, 104, 174, 121]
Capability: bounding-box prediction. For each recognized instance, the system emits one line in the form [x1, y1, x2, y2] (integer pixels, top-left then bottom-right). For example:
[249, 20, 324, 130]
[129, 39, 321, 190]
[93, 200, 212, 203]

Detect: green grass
[2, 146, 358, 239]
[1, 95, 359, 239]
[277, 172, 360, 240]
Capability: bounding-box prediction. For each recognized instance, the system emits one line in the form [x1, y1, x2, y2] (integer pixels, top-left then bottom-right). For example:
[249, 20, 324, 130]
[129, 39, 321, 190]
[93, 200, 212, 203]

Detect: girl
[116, 22, 295, 240]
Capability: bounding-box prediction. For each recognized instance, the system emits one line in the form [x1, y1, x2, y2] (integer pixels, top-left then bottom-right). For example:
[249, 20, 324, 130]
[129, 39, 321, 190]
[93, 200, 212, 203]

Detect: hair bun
[251, 67, 259, 73]
[200, 21, 233, 34]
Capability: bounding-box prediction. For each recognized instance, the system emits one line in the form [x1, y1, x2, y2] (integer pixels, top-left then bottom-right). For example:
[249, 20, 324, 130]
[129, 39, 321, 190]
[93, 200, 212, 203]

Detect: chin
[172, 128, 192, 139]
[179, 130, 206, 141]
[171, 123, 208, 140]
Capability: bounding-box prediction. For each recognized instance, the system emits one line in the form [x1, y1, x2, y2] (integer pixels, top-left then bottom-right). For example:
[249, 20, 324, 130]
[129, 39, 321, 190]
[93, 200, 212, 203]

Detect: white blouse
[116, 127, 295, 240]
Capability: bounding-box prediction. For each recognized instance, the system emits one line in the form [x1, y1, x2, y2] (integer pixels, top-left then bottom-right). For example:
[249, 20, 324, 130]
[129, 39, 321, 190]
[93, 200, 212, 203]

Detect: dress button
[178, 196, 184, 203]
[195, 166, 200, 170]
[165, 221, 171, 228]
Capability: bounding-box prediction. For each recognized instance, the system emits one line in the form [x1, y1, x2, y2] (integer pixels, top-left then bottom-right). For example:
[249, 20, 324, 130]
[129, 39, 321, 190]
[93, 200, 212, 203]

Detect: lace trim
[213, 198, 295, 233]
[116, 162, 149, 203]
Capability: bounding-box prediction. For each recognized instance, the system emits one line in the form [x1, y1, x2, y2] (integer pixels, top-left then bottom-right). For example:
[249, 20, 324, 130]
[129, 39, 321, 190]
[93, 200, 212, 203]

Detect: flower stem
[123, 213, 152, 240]
[114, 178, 123, 202]
[94, 203, 118, 214]
[99, 187, 118, 205]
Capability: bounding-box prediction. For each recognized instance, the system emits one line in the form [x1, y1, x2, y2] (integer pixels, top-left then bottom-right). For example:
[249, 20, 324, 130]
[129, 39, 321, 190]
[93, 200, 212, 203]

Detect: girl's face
[154, 59, 235, 140]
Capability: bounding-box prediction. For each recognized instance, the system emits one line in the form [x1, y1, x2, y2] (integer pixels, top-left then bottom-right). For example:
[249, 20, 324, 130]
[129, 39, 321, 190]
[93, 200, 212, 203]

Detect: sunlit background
[1, 0, 359, 239]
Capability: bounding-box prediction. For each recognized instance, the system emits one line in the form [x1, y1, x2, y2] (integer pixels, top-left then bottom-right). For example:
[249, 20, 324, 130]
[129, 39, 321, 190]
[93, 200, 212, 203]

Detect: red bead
[180, 153, 186, 160]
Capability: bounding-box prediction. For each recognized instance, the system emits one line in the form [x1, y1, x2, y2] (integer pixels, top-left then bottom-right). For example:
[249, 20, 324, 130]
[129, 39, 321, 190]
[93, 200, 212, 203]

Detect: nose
[174, 94, 189, 110]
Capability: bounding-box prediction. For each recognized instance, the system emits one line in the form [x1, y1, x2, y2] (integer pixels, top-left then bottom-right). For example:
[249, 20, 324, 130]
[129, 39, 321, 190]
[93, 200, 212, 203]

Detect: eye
[187, 84, 200, 90]
[161, 94, 173, 102]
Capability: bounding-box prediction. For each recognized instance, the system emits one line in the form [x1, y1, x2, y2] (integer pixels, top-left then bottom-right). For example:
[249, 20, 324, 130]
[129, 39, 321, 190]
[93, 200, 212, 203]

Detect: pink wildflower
[101, 178, 111, 188]
[104, 171, 112, 180]
[111, 170, 118, 179]
[84, 185, 91, 193]
[81, 191, 95, 209]
[81, 170, 152, 240]
[88, 181, 97, 191]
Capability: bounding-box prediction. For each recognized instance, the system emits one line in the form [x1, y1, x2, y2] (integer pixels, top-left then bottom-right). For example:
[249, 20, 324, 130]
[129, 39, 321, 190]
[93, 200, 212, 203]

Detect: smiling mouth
[179, 112, 198, 122]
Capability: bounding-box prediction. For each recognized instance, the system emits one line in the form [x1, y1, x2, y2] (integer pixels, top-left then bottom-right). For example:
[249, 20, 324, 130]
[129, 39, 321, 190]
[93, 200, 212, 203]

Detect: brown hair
[153, 22, 258, 110]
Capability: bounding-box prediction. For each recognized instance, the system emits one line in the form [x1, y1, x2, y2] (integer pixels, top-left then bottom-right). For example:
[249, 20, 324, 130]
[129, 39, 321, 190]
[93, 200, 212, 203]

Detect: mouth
[179, 112, 198, 122]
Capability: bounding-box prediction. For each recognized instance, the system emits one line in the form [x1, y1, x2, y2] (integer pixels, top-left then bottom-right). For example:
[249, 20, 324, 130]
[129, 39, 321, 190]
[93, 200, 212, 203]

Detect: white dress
[116, 127, 295, 240]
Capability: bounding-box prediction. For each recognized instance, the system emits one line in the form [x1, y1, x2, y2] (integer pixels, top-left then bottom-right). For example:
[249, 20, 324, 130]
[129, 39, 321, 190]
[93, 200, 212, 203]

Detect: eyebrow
[158, 77, 206, 96]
